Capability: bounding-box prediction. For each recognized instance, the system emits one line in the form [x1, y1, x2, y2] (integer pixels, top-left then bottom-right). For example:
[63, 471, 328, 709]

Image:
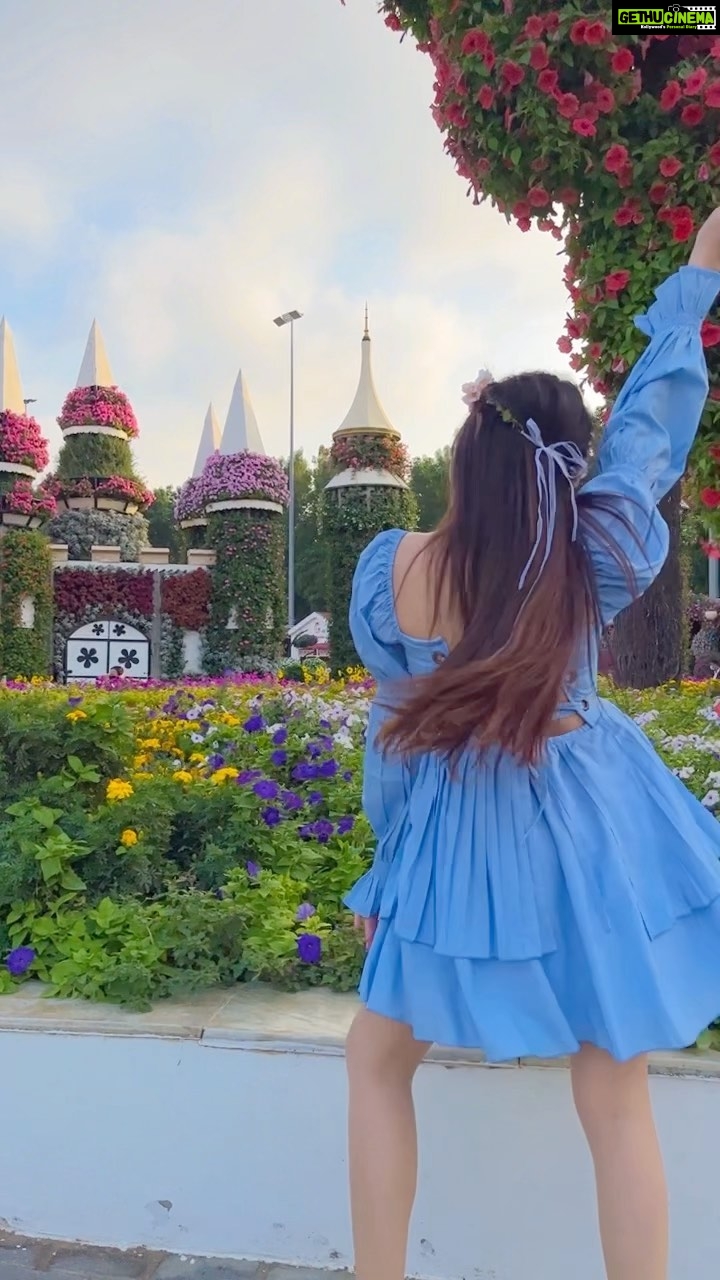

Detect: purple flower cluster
[176, 451, 290, 518]
[6, 946, 36, 977]
[297, 934, 322, 965]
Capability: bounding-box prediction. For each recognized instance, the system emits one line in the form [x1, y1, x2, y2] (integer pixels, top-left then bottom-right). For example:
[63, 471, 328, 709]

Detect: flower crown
[461, 368, 524, 431]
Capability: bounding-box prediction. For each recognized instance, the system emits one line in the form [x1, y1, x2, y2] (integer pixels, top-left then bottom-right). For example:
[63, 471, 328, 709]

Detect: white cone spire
[221, 369, 265, 455]
[0, 317, 25, 413]
[193, 402, 222, 477]
[76, 320, 115, 388]
[336, 309, 397, 437]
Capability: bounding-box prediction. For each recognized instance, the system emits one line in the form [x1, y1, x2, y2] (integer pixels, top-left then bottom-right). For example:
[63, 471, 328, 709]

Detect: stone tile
[155, 1262, 259, 1280]
[0, 984, 234, 1041]
[204, 987, 358, 1046]
[267, 1269, 351, 1280]
[0, 1270, 80, 1280]
[47, 1247, 149, 1276]
[0, 1245, 35, 1273]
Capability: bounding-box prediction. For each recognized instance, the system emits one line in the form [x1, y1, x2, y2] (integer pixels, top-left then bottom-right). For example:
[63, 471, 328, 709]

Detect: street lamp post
[273, 310, 303, 631]
[23, 397, 37, 418]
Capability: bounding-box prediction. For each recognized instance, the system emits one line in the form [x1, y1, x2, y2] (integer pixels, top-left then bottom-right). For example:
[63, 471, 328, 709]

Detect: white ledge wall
[1, 987, 720, 1279]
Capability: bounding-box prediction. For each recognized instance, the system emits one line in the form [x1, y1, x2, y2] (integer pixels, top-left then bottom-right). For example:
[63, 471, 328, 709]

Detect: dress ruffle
[348, 702, 720, 1061]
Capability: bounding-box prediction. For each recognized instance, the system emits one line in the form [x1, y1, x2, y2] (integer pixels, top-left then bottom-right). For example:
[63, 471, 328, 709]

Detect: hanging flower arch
[371, 3, 720, 531]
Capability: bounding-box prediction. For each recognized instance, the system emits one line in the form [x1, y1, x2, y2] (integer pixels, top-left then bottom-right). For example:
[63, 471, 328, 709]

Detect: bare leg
[571, 1044, 668, 1280]
[346, 1007, 430, 1280]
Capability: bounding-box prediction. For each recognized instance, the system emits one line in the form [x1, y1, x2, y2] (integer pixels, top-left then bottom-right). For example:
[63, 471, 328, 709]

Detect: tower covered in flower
[45, 321, 153, 561]
[323, 312, 417, 670]
[177, 369, 289, 672]
[0, 318, 54, 676]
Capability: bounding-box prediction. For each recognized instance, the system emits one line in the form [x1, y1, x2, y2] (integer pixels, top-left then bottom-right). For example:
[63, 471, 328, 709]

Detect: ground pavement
[0, 1240, 348, 1280]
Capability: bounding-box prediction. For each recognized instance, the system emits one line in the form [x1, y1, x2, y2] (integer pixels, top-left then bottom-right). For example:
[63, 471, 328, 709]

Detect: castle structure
[0, 309, 410, 679]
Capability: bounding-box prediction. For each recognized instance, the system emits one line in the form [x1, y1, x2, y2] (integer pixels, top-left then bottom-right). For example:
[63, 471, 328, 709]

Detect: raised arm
[580, 213, 720, 624]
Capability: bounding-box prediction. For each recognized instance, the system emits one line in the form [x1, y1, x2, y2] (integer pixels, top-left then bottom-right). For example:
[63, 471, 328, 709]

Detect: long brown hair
[380, 372, 637, 766]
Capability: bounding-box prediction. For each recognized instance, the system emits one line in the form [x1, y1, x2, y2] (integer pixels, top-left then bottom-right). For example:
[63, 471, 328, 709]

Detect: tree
[411, 448, 450, 531]
[286, 450, 332, 623]
[374, 3, 720, 686]
[147, 486, 186, 564]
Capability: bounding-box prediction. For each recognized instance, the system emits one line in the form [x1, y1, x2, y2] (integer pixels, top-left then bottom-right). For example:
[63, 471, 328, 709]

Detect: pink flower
[501, 60, 525, 88]
[58, 385, 139, 438]
[659, 155, 682, 177]
[659, 81, 682, 111]
[611, 48, 634, 74]
[605, 270, 631, 294]
[681, 102, 704, 126]
[604, 143, 630, 174]
[683, 68, 708, 96]
[572, 118, 596, 137]
[557, 93, 580, 119]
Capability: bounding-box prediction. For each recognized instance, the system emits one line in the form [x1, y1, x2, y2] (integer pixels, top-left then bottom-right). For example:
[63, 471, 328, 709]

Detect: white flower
[707, 771, 720, 788]
[461, 369, 494, 408]
[673, 766, 696, 780]
[190, 732, 205, 744]
[634, 710, 659, 727]
[702, 789, 720, 809]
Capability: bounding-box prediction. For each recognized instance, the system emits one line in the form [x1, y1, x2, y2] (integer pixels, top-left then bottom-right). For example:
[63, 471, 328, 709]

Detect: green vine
[204, 510, 286, 673]
[0, 531, 53, 678]
[323, 487, 418, 671]
[55, 434, 139, 482]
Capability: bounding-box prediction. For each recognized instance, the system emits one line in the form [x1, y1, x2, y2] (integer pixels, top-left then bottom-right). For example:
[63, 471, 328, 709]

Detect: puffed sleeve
[580, 265, 720, 625]
[345, 529, 414, 919]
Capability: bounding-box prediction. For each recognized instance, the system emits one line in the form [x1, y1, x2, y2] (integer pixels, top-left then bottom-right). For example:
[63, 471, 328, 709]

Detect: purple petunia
[262, 807, 282, 827]
[308, 790, 323, 805]
[342, 770, 353, 782]
[307, 742, 322, 759]
[6, 946, 35, 978]
[319, 719, 330, 730]
[271, 749, 288, 767]
[337, 816, 355, 835]
[281, 790, 304, 812]
[246, 861, 261, 880]
[292, 762, 318, 782]
[314, 818, 334, 845]
[318, 759, 338, 779]
[254, 779, 279, 800]
[298, 823, 314, 841]
[237, 769, 262, 785]
[296, 902, 316, 922]
[244, 715, 266, 734]
[272, 727, 288, 746]
[297, 934, 323, 965]
[207, 753, 225, 770]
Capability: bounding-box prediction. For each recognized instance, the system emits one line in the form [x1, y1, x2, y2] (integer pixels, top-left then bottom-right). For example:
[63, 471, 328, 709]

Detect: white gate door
[64, 620, 150, 683]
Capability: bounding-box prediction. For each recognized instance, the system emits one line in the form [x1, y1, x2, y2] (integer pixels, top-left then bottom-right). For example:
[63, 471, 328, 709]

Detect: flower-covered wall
[323, 433, 417, 672]
[176, 450, 289, 674]
[0, 408, 56, 678]
[46, 383, 153, 561]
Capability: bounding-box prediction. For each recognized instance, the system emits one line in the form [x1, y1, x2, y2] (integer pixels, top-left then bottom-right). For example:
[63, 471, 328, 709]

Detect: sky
[0, 0, 580, 488]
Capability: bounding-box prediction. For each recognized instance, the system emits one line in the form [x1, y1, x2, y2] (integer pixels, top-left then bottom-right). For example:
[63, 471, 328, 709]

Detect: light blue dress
[345, 265, 720, 1062]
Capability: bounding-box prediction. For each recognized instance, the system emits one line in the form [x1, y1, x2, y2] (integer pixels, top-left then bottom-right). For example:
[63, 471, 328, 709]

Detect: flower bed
[0, 410, 50, 474]
[191, 451, 289, 510]
[1, 675, 719, 1049]
[58, 386, 139, 439]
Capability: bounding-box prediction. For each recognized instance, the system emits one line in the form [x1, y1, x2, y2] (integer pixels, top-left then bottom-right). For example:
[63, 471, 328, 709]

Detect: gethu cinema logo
[616, 6, 716, 25]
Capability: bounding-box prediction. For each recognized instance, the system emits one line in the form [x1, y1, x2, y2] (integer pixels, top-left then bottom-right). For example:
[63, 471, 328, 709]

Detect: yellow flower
[173, 770, 193, 784]
[66, 709, 88, 723]
[106, 779, 134, 803]
[133, 753, 149, 768]
[210, 766, 240, 785]
[139, 738, 161, 750]
[120, 828, 139, 847]
[223, 714, 240, 726]
[189, 752, 205, 764]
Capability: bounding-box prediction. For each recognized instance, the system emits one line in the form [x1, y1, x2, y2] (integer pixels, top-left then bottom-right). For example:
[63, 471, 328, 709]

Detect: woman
[344, 209, 720, 1280]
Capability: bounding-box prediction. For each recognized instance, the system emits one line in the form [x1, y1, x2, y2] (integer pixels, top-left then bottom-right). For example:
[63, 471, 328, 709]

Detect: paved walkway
[0, 1242, 348, 1280]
